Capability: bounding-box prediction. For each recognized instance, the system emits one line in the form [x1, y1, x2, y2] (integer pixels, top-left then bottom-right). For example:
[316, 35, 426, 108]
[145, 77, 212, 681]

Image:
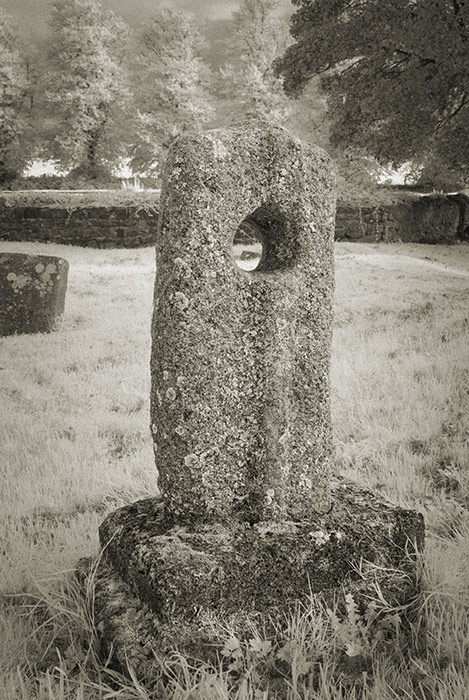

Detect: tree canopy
[129, 8, 213, 175]
[277, 0, 469, 182]
[218, 0, 292, 124]
[0, 10, 32, 182]
[42, 0, 130, 179]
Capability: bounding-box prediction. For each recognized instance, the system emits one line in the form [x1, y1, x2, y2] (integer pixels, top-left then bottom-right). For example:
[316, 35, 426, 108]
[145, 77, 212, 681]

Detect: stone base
[84, 478, 424, 678]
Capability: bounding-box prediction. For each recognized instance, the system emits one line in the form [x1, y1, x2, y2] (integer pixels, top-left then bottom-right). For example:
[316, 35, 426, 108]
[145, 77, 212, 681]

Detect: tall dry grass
[0, 239, 468, 698]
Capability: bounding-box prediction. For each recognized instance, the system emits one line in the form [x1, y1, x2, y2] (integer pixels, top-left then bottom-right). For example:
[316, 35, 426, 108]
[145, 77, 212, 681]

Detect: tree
[42, 0, 130, 179]
[277, 0, 469, 182]
[129, 8, 213, 176]
[217, 0, 292, 124]
[0, 10, 32, 182]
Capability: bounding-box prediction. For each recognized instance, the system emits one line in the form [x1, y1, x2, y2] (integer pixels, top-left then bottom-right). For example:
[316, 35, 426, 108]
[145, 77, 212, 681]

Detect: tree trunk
[86, 131, 100, 180]
[75, 124, 111, 181]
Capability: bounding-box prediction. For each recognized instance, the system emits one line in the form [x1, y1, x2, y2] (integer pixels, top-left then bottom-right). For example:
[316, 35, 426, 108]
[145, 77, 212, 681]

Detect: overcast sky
[2, 0, 255, 38]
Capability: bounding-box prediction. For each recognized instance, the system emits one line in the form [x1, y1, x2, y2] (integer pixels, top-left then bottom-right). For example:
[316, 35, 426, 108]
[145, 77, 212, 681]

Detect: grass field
[0, 240, 468, 698]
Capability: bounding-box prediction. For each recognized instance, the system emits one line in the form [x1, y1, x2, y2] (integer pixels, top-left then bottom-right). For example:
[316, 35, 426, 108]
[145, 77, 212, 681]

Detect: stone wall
[448, 192, 469, 240]
[0, 204, 158, 248]
[0, 193, 466, 247]
[335, 194, 463, 243]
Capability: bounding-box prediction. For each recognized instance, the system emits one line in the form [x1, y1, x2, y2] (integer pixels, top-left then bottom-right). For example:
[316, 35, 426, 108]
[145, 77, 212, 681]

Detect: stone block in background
[0, 252, 69, 335]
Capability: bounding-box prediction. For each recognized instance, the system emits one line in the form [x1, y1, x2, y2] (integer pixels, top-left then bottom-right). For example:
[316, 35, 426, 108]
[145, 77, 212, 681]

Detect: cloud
[171, 0, 239, 20]
[2, 0, 240, 38]
[3, 0, 291, 43]
[107, 0, 240, 23]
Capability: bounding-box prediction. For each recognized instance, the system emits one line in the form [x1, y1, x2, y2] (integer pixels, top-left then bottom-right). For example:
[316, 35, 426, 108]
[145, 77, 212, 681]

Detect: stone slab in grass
[0, 252, 69, 335]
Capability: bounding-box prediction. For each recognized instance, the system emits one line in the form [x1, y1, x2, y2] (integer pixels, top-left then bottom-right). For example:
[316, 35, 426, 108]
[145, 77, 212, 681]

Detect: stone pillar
[151, 122, 336, 524]
[0, 252, 69, 336]
[91, 122, 424, 677]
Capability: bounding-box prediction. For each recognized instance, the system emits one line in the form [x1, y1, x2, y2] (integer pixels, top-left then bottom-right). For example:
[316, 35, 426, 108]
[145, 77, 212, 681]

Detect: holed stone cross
[94, 122, 424, 675]
[150, 121, 336, 524]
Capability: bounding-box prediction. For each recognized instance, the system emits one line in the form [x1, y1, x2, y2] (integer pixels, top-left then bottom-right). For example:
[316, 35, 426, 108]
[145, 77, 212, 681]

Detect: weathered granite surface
[151, 120, 336, 524]
[0, 252, 69, 335]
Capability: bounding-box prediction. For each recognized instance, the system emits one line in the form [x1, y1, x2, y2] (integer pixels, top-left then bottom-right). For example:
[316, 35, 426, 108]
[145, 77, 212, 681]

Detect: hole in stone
[232, 220, 264, 271]
[232, 204, 298, 273]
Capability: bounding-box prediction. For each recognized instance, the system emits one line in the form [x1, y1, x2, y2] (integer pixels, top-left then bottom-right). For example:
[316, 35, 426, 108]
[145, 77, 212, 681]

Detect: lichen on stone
[173, 291, 189, 311]
[165, 387, 176, 401]
[309, 530, 331, 546]
[8, 273, 30, 290]
[184, 453, 199, 467]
